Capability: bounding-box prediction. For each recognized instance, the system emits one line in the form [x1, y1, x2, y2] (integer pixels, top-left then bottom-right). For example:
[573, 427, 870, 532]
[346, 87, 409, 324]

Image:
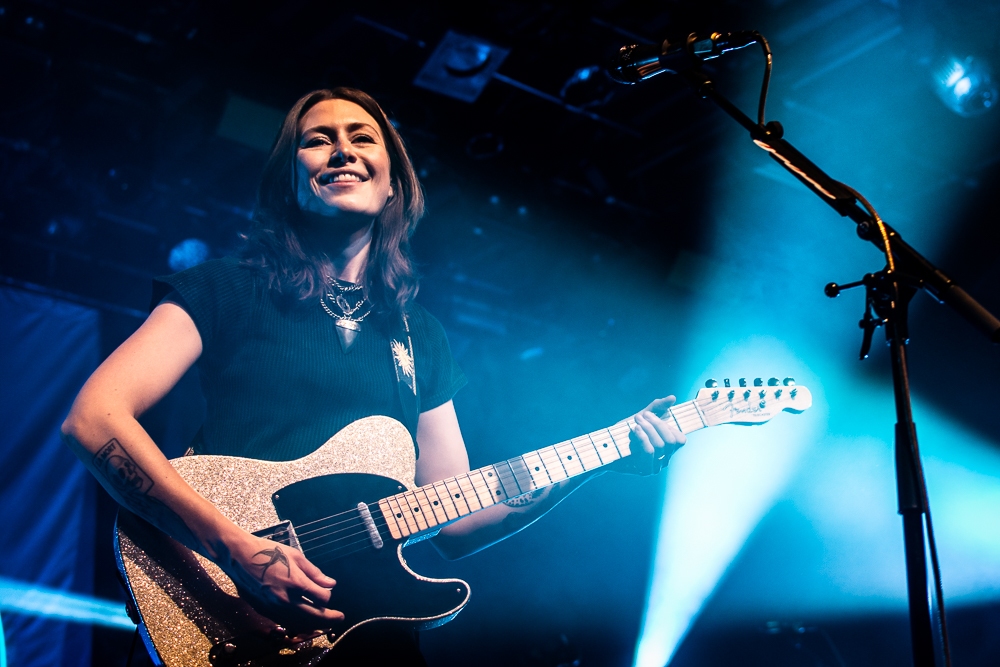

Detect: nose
[328, 142, 356, 166]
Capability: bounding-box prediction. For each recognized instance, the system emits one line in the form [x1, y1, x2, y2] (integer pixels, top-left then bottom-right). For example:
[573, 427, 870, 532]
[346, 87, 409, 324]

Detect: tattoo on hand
[253, 546, 290, 581]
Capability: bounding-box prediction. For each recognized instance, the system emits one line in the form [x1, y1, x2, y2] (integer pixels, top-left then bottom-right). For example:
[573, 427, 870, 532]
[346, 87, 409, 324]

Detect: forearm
[431, 470, 604, 560]
[61, 406, 242, 562]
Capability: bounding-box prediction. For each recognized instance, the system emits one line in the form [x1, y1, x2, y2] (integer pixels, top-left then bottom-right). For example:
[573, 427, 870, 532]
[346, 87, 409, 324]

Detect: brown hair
[241, 88, 424, 317]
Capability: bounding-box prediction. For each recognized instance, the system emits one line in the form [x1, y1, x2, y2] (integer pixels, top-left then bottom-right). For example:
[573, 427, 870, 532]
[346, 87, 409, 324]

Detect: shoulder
[406, 302, 452, 343]
[151, 256, 257, 310]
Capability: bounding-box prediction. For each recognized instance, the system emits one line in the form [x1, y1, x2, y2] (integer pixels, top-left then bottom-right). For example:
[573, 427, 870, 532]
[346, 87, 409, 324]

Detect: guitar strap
[392, 312, 420, 457]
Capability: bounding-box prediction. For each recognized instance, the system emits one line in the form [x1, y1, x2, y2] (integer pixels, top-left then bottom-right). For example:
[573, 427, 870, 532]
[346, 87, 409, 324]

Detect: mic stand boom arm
[679, 68, 1000, 342]
[675, 66, 1000, 667]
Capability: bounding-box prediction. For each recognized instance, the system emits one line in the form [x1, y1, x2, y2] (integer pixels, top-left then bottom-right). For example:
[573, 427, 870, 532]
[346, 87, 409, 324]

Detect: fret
[668, 406, 685, 433]
[571, 435, 602, 471]
[431, 482, 458, 521]
[443, 477, 472, 516]
[539, 446, 569, 482]
[386, 495, 416, 536]
[416, 487, 446, 526]
[609, 424, 632, 458]
[496, 461, 523, 497]
[520, 451, 552, 487]
[378, 499, 404, 540]
[400, 492, 429, 531]
[555, 441, 586, 476]
[689, 400, 708, 431]
[482, 466, 509, 502]
[456, 475, 486, 511]
[507, 456, 538, 493]
[588, 429, 620, 465]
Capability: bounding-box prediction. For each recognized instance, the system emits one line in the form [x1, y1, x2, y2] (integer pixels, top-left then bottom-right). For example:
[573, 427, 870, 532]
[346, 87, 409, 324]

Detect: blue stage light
[168, 238, 210, 272]
[0, 577, 134, 630]
[934, 56, 996, 117]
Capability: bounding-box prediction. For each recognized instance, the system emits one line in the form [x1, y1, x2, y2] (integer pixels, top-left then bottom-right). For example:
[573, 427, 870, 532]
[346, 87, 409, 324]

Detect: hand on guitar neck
[615, 395, 688, 476]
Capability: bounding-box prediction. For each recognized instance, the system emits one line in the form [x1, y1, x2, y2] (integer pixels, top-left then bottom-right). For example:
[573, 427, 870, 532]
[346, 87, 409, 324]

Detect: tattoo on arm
[503, 488, 547, 508]
[91, 438, 199, 549]
[94, 438, 155, 497]
[252, 546, 291, 581]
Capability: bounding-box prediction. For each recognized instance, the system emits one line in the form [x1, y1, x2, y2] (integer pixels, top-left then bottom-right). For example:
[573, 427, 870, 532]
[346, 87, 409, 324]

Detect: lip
[319, 170, 369, 185]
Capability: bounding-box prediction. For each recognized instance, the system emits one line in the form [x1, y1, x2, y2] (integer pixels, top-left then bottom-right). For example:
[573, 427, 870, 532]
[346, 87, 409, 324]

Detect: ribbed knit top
[152, 257, 466, 462]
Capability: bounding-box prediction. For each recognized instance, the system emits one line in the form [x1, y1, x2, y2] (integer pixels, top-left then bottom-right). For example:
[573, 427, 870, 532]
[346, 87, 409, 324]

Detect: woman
[61, 87, 685, 663]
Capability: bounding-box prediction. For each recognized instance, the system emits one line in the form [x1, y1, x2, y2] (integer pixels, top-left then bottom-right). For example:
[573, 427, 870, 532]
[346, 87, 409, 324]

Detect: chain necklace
[320, 277, 372, 352]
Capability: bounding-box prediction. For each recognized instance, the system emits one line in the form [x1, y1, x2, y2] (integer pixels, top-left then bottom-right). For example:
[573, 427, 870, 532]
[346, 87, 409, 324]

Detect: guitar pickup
[252, 520, 301, 551]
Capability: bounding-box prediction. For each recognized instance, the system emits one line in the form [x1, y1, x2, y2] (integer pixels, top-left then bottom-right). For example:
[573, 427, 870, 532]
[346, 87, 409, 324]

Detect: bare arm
[61, 302, 342, 627]
[416, 398, 685, 561]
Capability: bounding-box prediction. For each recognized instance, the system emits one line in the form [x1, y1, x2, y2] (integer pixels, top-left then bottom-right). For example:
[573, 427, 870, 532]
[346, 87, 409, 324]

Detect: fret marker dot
[567, 455, 573, 460]
[603, 443, 608, 448]
[433, 501, 439, 505]
[488, 472, 493, 477]
[534, 466, 540, 471]
[395, 513, 402, 518]
[455, 494, 461, 498]
[496, 490, 501, 496]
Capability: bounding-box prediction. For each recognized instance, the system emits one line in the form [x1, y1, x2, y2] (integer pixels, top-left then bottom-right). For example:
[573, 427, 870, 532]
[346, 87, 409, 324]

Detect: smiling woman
[60, 86, 686, 667]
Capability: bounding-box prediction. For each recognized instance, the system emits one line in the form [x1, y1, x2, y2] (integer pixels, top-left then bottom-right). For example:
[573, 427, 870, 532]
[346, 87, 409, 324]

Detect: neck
[299, 214, 374, 284]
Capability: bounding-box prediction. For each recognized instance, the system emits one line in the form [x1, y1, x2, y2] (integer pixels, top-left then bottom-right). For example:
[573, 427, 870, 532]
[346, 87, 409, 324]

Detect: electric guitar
[116, 378, 812, 666]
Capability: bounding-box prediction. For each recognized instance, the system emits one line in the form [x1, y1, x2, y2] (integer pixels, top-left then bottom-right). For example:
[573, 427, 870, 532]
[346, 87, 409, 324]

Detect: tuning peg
[753, 378, 763, 387]
[775, 389, 783, 398]
[783, 377, 795, 386]
[738, 378, 747, 387]
[767, 377, 779, 386]
[705, 379, 718, 388]
[724, 378, 731, 388]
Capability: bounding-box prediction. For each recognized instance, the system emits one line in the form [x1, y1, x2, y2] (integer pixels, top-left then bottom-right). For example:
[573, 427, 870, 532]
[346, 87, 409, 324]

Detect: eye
[352, 134, 376, 144]
[302, 135, 330, 147]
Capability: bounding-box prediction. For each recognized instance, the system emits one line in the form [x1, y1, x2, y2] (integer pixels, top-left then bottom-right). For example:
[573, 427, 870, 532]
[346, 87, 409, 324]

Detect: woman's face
[295, 98, 393, 222]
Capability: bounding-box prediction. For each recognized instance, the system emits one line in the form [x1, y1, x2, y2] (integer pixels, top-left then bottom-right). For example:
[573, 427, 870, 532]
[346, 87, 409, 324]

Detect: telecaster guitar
[116, 378, 812, 666]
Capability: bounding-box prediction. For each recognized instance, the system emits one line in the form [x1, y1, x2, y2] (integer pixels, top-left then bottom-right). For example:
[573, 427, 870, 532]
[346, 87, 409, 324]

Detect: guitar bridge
[252, 520, 301, 551]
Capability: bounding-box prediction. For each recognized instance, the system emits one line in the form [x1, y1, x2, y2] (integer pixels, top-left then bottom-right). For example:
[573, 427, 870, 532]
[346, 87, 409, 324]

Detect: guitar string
[275, 395, 728, 540]
[267, 395, 782, 551]
[270, 396, 779, 555]
[268, 395, 783, 556]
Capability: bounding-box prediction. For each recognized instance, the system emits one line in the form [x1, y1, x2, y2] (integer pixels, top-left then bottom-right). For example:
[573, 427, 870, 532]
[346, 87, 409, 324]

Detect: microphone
[607, 31, 758, 84]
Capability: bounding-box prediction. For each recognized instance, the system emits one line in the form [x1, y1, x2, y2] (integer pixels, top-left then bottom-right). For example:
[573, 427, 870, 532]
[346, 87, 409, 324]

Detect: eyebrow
[301, 122, 381, 137]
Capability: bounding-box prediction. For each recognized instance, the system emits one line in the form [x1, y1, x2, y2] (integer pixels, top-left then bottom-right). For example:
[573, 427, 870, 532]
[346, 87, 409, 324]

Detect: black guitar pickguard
[270, 473, 470, 633]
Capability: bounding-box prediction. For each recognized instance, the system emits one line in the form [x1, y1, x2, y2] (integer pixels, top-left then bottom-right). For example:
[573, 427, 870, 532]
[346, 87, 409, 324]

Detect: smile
[321, 172, 368, 184]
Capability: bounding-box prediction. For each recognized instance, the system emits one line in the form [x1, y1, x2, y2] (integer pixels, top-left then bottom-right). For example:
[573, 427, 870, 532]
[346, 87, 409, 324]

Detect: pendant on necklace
[335, 318, 360, 352]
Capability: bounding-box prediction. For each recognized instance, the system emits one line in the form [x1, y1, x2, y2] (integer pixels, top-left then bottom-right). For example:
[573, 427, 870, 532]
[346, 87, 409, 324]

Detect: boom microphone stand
[612, 32, 1000, 667]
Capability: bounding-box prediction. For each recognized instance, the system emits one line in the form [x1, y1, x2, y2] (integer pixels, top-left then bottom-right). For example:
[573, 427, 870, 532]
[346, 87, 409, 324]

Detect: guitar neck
[377, 398, 711, 541]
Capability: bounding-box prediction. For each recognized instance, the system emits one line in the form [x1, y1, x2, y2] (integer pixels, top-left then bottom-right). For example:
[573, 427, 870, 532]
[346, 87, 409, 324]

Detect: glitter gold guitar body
[115, 379, 812, 666]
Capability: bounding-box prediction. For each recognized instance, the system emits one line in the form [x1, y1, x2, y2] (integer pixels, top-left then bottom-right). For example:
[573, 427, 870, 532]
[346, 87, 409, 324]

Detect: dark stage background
[1, 1, 999, 666]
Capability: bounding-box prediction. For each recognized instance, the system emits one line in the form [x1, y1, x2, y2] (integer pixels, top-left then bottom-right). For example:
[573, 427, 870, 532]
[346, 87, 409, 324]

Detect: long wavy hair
[241, 88, 424, 318]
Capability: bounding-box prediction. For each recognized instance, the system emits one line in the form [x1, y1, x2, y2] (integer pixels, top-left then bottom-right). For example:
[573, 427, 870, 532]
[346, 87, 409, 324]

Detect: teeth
[329, 173, 363, 183]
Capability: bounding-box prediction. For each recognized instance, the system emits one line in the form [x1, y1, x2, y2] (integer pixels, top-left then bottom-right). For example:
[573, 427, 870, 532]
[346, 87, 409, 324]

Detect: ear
[388, 184, 395, 199]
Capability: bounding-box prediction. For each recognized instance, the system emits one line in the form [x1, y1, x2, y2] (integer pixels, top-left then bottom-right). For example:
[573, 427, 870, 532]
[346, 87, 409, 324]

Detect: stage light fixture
[933, 55, 996, 117]
[414, 31, 509, 103]
[168, 238, 210, 272]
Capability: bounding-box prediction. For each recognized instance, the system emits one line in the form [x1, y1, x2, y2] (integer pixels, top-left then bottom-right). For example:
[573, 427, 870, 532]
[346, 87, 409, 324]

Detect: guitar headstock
[694, 377, 812, 426]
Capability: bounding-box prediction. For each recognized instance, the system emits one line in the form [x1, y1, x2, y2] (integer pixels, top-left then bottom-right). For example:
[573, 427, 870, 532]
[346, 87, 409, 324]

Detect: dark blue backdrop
[0, 287, 99, 667]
